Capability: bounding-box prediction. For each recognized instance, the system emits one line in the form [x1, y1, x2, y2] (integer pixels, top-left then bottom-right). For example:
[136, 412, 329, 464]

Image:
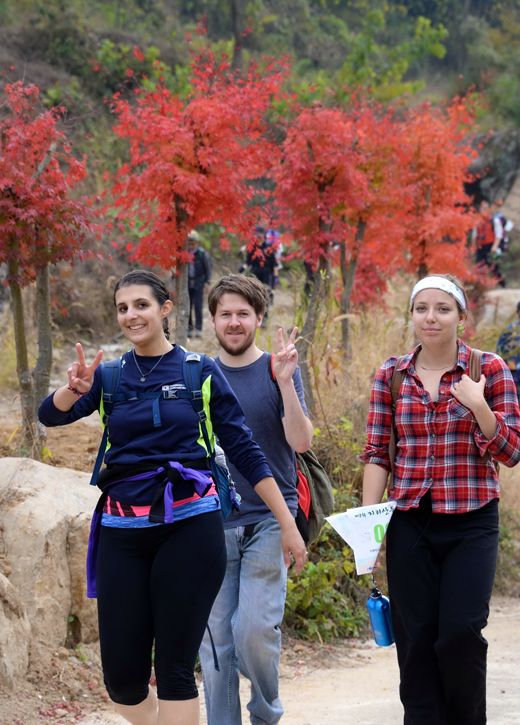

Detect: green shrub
[495, 504, 520, 595]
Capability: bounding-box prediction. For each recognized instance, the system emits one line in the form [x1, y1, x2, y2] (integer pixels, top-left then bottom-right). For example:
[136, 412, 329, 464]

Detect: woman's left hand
[272, 327, 298, 384]
[450, 373, 486, 412]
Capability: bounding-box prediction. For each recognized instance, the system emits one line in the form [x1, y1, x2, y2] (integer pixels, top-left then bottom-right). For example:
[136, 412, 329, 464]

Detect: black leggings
[96, 511, 226, 705]
[387, 492, 499, 725]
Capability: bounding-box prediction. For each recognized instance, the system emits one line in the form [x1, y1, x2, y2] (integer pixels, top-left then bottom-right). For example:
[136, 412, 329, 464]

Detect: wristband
[67, 383, 86, 398]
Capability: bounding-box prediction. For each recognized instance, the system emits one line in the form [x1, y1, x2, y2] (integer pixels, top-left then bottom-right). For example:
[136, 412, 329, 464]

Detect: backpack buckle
[163, 389, 179, 400]
[192, 390, 203, 400]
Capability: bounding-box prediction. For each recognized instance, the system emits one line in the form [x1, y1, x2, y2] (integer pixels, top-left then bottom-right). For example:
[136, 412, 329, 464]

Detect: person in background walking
[361, 273, 520, 725]
[265, 221, 283, 288]
[497, 300, 520, 402]
[188, 229, 212, 338]
[473, 200, 505, 287]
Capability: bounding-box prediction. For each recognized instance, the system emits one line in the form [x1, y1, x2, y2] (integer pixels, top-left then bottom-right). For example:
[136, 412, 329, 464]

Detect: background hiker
[200, 274, 313, 725]
[473, 199, 505, 286]
[497, 299, 520, 402]
[187, 229, 212, 338]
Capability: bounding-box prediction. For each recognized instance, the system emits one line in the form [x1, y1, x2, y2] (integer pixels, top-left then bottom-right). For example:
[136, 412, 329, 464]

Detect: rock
[469, 129, 520, 204]
[0, 572, 31, 687]
[0, 458, 99, 656]
[481, 289, 520, 327]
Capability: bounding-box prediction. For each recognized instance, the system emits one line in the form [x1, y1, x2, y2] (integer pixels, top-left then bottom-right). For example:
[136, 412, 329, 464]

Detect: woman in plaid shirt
[361, 274, 520, 725]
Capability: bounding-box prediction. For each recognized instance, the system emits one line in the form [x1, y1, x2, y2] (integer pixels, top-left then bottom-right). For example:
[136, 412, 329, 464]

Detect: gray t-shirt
[215, 351, 309, 529]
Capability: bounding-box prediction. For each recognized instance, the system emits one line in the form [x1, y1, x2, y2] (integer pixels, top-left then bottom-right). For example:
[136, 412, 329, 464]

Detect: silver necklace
[418, 361, 456, 371]
[133, 347, 169, 382]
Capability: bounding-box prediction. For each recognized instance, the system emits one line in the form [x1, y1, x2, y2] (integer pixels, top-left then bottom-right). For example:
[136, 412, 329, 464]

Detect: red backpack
[268, 355, 334, 545]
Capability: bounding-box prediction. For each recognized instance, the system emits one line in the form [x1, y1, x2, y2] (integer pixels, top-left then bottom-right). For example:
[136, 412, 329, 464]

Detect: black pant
[96, 511, 226, 705]
[386, 492, 499, 725]
[476, 244, 504, 286]
[189, 285, 204, 331]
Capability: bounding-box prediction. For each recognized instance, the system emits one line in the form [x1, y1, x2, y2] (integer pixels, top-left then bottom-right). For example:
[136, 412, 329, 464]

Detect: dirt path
[80, 595, 520, 725]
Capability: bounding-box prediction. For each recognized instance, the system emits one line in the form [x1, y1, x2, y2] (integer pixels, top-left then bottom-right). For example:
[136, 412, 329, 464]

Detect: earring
[457, 325, 465, 335]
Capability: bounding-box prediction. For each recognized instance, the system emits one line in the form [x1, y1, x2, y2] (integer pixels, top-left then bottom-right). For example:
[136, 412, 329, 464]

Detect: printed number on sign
[374, 524, 389, 544]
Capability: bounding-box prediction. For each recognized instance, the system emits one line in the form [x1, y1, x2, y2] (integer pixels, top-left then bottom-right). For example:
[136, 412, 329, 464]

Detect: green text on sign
[374, 523, 389, 544]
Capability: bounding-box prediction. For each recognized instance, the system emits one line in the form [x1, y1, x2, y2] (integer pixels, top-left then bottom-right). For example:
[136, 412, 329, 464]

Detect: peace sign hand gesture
[67, 343, 104, 395]
[272, 327, 298, 385]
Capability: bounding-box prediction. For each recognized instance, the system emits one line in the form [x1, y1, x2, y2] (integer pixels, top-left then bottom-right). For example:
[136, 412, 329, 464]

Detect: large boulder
[481, 289, 520, 327]
[469, 129, 520, 205]
[0, 458, 99, 670]
[0, 571, 31, 687]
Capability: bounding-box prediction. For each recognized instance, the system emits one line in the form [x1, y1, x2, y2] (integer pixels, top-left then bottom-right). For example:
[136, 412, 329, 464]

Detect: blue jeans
[200, 517, 287, 725]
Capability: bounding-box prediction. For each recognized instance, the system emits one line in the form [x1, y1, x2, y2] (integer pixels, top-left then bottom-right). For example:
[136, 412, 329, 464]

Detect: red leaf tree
[273, 96, 478, 407]
[398, 98, 478, 278]
[0, 81, 99, 453]
[108, 39, 289, 346]
[273, 100, 409, 404]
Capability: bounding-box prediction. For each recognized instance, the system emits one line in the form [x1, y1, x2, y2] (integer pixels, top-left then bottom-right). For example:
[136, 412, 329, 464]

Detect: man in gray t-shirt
[200, 274, 313, 725]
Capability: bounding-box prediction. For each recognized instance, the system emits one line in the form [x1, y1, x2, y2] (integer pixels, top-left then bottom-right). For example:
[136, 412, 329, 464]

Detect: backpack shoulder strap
[466, 347, 496, 469]
[268, 353, 276, 383]
[390, 357, 407, 410]
[90, 357, 122, 487]
[387, 356, 407, 491]
[467, 348, 482, 382]
[100, 358, 123, 421]
[183, 351, 213, 456]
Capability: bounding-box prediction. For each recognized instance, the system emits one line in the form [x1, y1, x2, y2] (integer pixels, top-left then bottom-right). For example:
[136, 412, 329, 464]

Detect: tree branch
[33, 141, 58, 182]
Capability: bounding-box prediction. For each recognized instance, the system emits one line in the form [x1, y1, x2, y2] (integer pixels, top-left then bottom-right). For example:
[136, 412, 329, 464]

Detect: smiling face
[115, 284, 172, 354]
[211, 292, 262, 357]
[411, 288, 465, 348]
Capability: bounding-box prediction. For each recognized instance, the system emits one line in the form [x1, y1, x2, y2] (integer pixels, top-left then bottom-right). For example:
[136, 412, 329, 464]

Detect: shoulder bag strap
[90, 358, 122, 487]
[467, 348, 496, 469]
[387, 356, 407, 491]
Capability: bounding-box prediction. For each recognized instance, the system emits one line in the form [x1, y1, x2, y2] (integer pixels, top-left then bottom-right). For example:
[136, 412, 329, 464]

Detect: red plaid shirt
[360, 341, 520, 513]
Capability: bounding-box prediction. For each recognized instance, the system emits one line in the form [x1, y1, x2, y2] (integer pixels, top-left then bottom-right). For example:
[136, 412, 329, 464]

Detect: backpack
[268, 355, 335, 545]
[90, 351, 240, 520]
[388, 348, 497, 490]
[494, 213, 514, 253]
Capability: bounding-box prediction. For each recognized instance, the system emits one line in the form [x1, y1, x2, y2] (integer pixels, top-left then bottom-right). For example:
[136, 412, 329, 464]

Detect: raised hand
[67, 343, 104, 394]
[272, 327, 298, 384]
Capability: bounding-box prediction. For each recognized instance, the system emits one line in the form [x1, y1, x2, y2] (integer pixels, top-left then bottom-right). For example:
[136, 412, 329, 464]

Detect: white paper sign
[326, 502, 396, 575]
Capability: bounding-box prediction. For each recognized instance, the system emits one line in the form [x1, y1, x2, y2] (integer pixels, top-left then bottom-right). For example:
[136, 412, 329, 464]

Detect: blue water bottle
[367, 582, 394, 647]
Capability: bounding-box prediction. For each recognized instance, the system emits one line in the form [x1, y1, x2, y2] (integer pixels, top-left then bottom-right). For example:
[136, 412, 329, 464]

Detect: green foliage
[285, 551, 369, 640]
[283, 411, 372, 641]
[283, 292, 373, 640]
[495, 504, 520, 594]
[339, 9, 447, 98]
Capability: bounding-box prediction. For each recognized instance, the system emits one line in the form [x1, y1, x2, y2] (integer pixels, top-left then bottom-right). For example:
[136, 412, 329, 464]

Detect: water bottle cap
[370, 586, 382, 599]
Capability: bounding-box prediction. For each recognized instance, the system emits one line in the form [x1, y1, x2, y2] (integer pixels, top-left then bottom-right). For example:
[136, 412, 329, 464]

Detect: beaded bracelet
[67, 383, 86, 398]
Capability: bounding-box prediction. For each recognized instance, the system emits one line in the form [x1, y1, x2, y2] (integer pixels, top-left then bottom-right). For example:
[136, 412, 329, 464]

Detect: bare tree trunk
[339, 221, 366, 356]
[7, 259, 40, 458]
[174, 195, 190, 349]
[33, 264, 52, 410]
[231, 0, 246, 72]
[296, 255, 329, 415]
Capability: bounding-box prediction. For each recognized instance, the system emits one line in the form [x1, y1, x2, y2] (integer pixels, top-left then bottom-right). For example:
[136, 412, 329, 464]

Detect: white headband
[410, 277, 466, 311]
